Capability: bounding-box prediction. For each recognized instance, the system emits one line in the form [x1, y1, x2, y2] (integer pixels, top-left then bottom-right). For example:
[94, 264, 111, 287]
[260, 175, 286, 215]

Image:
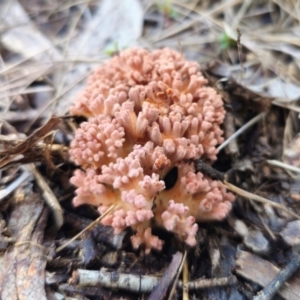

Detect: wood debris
[0, 191, 47, 300]
[236, 250, 300, 300]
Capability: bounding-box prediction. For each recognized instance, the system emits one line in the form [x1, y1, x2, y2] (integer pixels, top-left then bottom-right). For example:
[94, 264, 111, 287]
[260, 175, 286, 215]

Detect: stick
[253, 254, 300, 300]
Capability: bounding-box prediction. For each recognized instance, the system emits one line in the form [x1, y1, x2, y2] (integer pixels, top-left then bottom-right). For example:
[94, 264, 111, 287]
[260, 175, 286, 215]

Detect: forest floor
[1, 1, 300, 299]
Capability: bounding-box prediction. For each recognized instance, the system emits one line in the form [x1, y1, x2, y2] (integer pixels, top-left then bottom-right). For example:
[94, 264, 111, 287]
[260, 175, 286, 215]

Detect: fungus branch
[69, 48, 235, 252]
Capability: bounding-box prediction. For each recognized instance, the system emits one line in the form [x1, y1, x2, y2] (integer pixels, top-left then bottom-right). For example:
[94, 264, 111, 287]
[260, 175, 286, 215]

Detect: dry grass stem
[257, 214, 276, 241]
[224, 180, 300, 220]
[182, 256, 189, 300]
[30, 163, 63, 229]
[217, 112, 265, 152]
[0, 169, 31, 201]
[168, 250, 187, 300]
[56, 204, 118, 253]
[272, 100, 300, 113]
[267, 160, 300, 174]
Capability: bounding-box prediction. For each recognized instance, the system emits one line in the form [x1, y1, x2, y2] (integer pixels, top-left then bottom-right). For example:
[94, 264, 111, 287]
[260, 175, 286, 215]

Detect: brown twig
[236, 27, 243, 81]
[180, 275, 237, 290]
[194, 159, 224, 181]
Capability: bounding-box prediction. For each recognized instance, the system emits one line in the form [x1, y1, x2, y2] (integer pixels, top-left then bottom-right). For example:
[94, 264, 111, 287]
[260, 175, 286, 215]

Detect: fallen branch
[180, 275, 237, 290]
[69, 268, 237, 294]
[253, 253, 300, 300]
[70, 269, 160, 293]
[236, 250, 300, 300]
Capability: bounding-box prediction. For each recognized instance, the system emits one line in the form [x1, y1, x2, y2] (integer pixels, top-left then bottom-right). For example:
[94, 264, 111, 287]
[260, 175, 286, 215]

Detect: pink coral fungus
[70, 48, 234, 253]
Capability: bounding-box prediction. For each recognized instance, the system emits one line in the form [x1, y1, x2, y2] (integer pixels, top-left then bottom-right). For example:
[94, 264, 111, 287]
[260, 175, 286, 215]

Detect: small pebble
[244, 230, 269, 254]
[280, 220, 300, 246]
[234, 219, 249, 237]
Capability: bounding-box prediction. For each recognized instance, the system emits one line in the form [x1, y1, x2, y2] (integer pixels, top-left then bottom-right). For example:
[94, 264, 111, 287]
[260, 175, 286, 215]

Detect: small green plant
[219, 32, 237, 50]
[103, 41, 120, 57]
[156, 0, 177, 19]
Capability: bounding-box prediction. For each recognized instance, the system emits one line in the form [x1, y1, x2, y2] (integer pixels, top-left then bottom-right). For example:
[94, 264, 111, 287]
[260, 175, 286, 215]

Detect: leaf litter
[1, 0, 300, 299]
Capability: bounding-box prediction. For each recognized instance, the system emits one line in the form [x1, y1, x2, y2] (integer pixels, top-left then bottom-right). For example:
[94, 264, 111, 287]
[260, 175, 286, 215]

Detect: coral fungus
[69, 48, 235, 253]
